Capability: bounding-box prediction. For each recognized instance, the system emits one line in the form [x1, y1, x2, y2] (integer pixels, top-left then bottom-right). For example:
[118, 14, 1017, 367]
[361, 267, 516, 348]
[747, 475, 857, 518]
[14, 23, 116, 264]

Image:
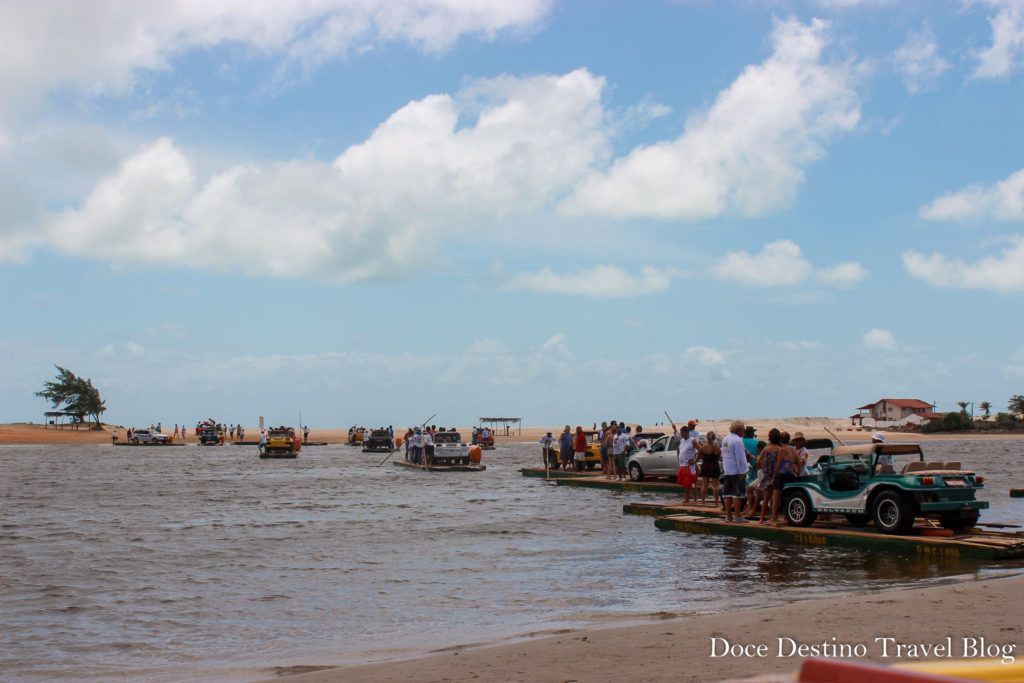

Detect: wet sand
[262, 573, 1024, 683]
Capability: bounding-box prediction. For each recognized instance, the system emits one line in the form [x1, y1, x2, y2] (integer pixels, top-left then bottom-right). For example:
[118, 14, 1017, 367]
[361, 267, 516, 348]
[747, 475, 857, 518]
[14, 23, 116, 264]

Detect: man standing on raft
[721, 421, 749, 523]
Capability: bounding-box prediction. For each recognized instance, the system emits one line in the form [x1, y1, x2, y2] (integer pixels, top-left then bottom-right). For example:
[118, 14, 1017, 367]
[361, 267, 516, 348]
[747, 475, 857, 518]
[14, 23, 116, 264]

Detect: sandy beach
[263, 572, 1024, 683]
[3, 418, 1022, 445]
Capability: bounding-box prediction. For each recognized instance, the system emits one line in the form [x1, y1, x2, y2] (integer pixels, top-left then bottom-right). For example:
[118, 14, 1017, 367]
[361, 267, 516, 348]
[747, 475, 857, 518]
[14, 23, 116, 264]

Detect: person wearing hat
[573, 426, 587, 472]
[687, 419, 701, 444]
[409, 428, 424, 464]
[540, 429, 557, 469]
[721, 420, 749, 522]
[872, 432, 893, 472]
[792, 431, 810, 476]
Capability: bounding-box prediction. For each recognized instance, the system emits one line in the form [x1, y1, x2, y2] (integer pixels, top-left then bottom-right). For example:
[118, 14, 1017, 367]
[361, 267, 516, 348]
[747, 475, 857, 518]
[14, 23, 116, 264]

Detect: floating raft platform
[1011, 488, 1024, 498]
[622, 503, 1024, 560]
[114, 442, 184, 447]
[393, 460, 486, 472]
[520, 468, 687, 493]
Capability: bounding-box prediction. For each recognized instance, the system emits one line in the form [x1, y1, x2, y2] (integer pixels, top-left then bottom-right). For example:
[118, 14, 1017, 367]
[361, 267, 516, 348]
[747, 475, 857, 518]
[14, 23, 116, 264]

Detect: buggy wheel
[784, 490, 815, 527]
[872, 491, 914, 535]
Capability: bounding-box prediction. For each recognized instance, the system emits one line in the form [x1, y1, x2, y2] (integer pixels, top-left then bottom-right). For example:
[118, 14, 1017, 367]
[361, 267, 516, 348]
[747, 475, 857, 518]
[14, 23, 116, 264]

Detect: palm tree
[1009, 394, 1024, 417]
[957, 401, 969, 415]
[979, 401, 991, 419]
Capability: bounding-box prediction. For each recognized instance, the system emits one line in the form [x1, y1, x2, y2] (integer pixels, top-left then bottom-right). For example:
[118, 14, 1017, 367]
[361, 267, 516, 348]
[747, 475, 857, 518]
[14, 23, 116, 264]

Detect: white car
[626, 435, 679, 481]
[131, 428, 170, 444]
[432, 431, 471, 465]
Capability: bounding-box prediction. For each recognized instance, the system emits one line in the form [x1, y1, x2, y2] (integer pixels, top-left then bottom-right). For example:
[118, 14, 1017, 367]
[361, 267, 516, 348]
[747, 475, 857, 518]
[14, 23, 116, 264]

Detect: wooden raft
[393, 460, 486, 472]
[650, 513, 1024, 560]
[521, 468, 689, 493]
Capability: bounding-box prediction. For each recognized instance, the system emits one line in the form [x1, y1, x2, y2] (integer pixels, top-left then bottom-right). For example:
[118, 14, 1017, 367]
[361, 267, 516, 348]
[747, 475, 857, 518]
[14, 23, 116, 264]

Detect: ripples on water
[1, 439, 1021, 681]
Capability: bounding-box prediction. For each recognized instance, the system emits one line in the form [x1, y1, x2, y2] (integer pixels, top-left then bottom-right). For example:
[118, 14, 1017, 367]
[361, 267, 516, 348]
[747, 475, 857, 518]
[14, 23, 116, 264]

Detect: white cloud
[783, 340, 824, 351]
[560, 17, 860, 220]
[863, 328, 897, 351]
[465, 338, 509, 355]
[684, 346, 726, 367]
[817, 261, 868, 288]
[893, 28, 949, 94]
[494, 264, 672, 298]
[714, 240, 814, 286]
[712, 239, 865, 288]
[0, 0, 552, 126]
[919, 168, 1024, 222]
[1, 70, 608, 280]
[902, 235, 1024, 292]
[972, 1, 1024, 79]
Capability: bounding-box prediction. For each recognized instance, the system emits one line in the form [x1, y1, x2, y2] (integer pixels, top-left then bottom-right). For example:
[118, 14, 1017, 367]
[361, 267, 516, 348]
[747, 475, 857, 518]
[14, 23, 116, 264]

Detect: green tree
[995, 413, 1019, 429]
[957, 401, 969, 415]
[979, 401, 991, 418]
[1009, 395, 1024, 417]
[35, 365, 107, 427]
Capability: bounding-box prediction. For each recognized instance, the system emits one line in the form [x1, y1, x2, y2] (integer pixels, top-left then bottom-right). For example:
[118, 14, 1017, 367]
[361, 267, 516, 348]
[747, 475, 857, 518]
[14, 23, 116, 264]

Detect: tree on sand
[1010, 395, 1024, 417]
[957, 401, 969, 415]
[35, 365, 107, 428]
[978, 401, 991, 419]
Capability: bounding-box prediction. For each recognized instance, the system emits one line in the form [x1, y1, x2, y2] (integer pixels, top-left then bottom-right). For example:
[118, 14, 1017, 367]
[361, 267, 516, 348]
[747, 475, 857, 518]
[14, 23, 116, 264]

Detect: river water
[2, 439, 1022, 681]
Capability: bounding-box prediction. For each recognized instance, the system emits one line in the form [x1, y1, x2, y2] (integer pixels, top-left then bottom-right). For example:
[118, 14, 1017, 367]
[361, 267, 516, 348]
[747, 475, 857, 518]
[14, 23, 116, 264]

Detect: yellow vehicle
[347, 427, 365, 446]
[263, 426, 301, 458]
[582, 429, 666, 470]
[583, 431, 602, 470]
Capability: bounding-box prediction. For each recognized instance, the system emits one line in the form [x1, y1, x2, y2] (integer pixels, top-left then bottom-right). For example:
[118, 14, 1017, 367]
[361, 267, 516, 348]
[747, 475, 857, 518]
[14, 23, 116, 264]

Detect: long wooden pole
[824, 426, 847, 447]
[376, 412, 436, 467]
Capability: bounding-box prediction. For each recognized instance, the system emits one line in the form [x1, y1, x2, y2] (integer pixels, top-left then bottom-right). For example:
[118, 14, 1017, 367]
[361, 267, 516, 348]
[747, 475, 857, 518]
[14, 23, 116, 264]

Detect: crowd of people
[540, 419, 849, 526]
[402, 425, 461, 464]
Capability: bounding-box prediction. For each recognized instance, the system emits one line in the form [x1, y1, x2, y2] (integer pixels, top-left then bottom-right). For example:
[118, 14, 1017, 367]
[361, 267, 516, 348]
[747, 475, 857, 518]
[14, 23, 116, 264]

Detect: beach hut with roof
[854, 399, 937, 428]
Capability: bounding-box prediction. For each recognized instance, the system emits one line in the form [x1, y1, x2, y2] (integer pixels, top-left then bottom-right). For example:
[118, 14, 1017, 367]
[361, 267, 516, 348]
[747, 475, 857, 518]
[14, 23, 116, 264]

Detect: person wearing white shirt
[676, 426, 699, 502]
[540, 430, 557, 469]
[612, 428, 631, 480]
[721, 421, 750, 522]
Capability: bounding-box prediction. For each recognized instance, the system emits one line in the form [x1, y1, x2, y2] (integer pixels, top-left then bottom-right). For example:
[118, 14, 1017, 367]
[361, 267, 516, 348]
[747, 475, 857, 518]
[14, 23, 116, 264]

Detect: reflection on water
[1, 438, 1021, 681]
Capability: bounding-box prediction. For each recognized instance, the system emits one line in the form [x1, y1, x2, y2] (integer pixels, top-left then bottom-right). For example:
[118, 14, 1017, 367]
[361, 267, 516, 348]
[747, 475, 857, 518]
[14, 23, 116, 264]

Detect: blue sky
[2, 0, 1023, 430]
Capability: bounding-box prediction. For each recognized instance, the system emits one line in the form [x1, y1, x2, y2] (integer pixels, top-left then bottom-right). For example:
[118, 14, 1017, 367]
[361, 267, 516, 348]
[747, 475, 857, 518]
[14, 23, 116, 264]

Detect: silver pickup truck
[131, 428, 170, 444]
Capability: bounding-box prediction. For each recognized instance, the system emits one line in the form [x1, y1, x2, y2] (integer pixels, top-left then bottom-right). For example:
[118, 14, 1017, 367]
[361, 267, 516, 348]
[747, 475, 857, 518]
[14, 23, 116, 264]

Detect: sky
[2, 0, 1023, 430]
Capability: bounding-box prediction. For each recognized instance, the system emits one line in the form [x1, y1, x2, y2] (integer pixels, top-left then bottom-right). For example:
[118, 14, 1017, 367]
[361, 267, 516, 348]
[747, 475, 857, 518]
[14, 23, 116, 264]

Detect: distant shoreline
[2, 420, 1022, 445]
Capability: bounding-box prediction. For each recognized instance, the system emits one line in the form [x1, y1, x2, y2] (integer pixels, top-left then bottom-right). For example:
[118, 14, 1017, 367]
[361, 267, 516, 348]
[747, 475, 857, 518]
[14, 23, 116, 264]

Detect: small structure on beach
[43, 411, 77, 429]
[477, 417, 521, 437]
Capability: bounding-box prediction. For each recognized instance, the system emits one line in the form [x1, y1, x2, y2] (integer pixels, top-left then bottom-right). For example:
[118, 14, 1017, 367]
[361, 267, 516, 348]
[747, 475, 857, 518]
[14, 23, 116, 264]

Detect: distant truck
[263, 426, 301, 458]
[471, 428, 495, 449]
[432, 431, 471, 465]
[200, 425, 224, 445]
[362, 429, 394, 452]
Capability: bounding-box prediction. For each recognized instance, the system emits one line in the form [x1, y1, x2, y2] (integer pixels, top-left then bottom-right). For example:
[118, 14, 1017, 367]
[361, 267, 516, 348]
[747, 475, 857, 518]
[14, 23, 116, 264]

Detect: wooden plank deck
[520, 468, 689, 493]
[393, 460, 486, 472]
[651, 513, 1024, 560]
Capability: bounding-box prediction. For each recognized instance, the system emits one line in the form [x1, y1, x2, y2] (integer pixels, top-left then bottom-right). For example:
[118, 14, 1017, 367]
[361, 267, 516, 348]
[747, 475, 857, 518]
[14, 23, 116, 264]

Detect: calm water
[2, 439, 1022, 681]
